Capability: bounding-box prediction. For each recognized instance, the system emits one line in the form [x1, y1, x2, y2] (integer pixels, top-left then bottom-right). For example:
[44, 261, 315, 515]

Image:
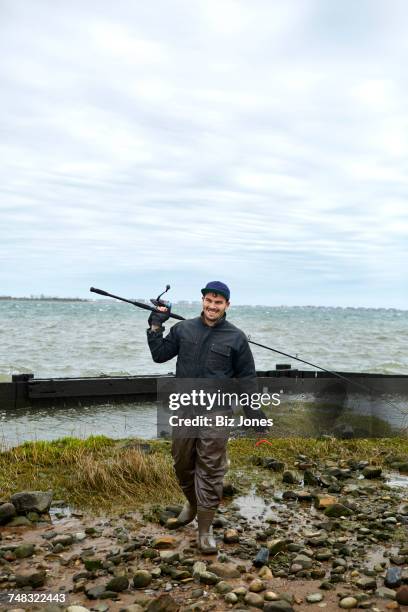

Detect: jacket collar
[200, 312, 227, 328]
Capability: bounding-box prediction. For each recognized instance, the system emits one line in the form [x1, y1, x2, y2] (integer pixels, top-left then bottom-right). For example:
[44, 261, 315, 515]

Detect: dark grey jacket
[147, 315, 268, 429]
[147, 315, 255, 379]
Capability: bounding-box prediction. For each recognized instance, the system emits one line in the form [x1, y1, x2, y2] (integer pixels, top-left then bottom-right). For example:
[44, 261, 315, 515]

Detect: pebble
[223, 528, 239, 543]
[356, 576, 377, 590]
[249, 578, 265, 592]
[192, 561, 207, 577]
[258, 565, 273, 579]
[306, 593, 323, 603]
[339, 597, 358, 609]
[225, 592, 238, 603]
[215, 580, 233, 594]
[198, 570, 219, 585]
[244, 591, 264, 608]
[133, 570, 153, 588]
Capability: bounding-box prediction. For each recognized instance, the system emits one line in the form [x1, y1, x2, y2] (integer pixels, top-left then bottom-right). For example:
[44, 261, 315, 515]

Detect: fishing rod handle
[90, 287, 109, 297]
[90, 286, 185, 321]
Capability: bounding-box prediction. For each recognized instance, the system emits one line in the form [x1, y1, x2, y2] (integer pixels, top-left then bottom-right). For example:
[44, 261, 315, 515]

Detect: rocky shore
[1, 447, 408, 611]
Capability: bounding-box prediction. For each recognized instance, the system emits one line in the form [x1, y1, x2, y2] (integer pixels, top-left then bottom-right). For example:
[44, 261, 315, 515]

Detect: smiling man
[147, 281, 266, 554]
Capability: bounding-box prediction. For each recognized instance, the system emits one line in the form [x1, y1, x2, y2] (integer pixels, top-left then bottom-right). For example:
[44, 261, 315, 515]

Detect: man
[147, 281, 266, 554]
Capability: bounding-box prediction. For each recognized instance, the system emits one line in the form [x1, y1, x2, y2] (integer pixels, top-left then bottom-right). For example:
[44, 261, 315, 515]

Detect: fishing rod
[89, 285, 398, 406]
[247, 337, 377, 394]
[90, 287, 184, 321]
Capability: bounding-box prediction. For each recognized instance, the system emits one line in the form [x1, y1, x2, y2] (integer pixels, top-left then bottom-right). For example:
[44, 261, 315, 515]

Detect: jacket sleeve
[232, 335, 256, 379]
[147, 323, 180, 363]
[233, 335, 268, 429]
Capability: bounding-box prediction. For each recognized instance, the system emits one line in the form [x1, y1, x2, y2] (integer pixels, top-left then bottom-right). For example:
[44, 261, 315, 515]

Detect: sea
[1, 300, 407, 447]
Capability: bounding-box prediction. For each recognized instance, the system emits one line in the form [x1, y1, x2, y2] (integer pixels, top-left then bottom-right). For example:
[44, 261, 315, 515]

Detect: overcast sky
[1, 0, 407, 307]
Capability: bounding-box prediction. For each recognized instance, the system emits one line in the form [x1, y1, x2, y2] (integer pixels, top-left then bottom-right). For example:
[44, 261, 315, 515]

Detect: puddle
[362, 545, 400, 570]
[386, 471, 408, 489]
[232, 491, 269, 522]
[49, 505, 72, 521]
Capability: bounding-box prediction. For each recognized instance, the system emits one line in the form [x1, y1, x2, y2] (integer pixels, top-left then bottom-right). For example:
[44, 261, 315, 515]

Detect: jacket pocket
[179, 338, 198, 361]
[208, 344, 232, 370]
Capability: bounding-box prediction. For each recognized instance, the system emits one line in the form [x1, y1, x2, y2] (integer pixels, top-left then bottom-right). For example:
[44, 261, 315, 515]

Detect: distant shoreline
[0, 296, 89, 302]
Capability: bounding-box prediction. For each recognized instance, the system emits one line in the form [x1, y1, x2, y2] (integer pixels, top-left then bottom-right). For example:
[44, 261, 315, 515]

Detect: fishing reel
[150, 284, 172, 310]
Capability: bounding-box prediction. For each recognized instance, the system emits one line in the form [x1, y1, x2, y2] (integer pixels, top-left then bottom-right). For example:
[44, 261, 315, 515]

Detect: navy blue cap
[201, 281, 230, 301]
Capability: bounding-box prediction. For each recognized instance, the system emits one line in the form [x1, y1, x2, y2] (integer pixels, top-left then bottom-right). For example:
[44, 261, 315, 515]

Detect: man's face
[202, 292, 229, 323]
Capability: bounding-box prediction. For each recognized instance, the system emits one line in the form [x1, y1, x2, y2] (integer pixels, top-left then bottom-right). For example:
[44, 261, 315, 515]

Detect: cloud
[0, 0, 407, 307]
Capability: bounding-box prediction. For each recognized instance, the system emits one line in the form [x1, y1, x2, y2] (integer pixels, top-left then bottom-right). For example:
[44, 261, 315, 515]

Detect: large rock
[362, 466, 382, 479]
[15, 543, 35, 558]
[264, 459, 285, 472]
[244, 592, 264, 608]
[396, 585, 408, 605]
[324, 503, 352, 518]
[282, 470, 298, 484]
[146, 594, 179, 612]
[133, 570, 153, 588]
[152, 535, 178, 549]
[106, 575, 129, 592]
[85, 584, 106, 599]
[292, 553, 313, 569]
[314, 494, 337, 509]
[208, 562, 240, 579]
[356, 576, 377, 590]
[267, 538, 287, 555]
[254, 546, 270, 567]
[264, 601, 294, 612]
[385, 567, 402, 589]
[10, 490, 53, 513]
[7, 515, 32, 526]
[15, 570, 46, 587]
[303, 470, 319, 485]
[375, 586, 396, 600]
[0, 502, 16, 524]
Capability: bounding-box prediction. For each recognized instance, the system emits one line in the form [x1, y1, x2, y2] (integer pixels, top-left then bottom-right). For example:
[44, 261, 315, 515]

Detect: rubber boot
[176, 501, 197, 526]
[197, 507, 217, 554]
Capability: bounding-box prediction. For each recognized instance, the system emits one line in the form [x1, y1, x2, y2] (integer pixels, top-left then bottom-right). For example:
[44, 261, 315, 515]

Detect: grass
[0, 435, 407, 514]
[0, 435, 182, 513]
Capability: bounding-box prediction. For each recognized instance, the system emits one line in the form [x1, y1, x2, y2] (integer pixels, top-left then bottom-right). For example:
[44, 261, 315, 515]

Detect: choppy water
[1, 300, 407, 379]
[1, 300, 407, 446]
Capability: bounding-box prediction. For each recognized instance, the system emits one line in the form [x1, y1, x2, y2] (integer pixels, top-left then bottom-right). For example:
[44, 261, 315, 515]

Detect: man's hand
[148, 305, 171, 331]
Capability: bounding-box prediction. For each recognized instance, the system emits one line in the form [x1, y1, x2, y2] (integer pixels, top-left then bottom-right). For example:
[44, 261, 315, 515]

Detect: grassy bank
[1, 436, 407, 514]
